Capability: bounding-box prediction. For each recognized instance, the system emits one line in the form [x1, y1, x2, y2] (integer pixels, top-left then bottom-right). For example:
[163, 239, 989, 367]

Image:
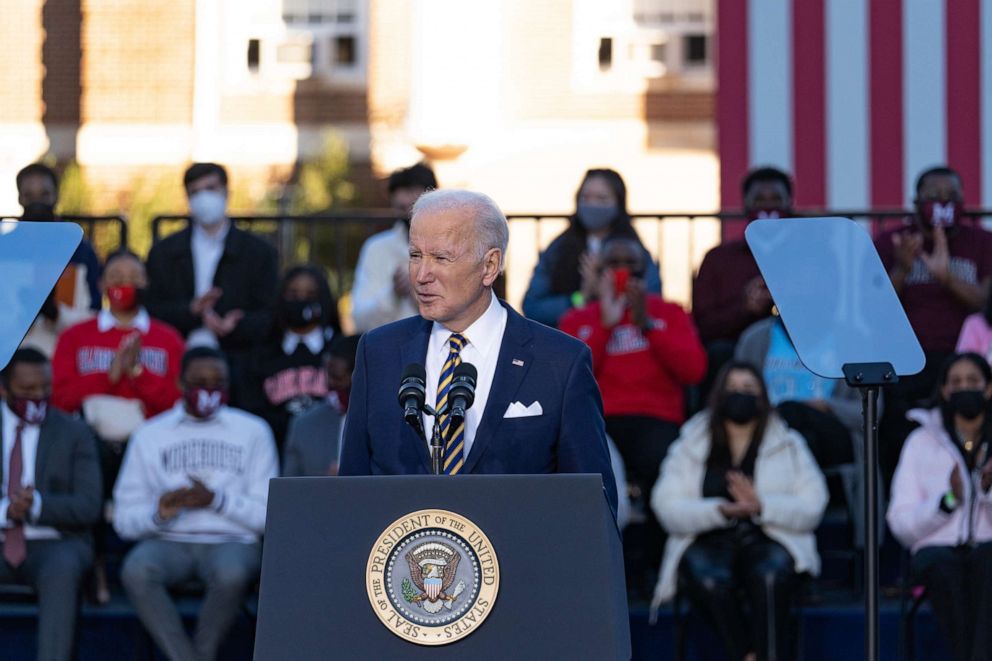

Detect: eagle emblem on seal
[401, 542, 466, 614]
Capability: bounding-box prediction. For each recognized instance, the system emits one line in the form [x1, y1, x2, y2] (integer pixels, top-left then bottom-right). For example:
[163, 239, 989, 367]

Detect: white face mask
[188, 190, 227, 227]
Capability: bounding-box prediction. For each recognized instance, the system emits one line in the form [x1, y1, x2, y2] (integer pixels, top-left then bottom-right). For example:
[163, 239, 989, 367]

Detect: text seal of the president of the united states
[366, 509, 499, 645]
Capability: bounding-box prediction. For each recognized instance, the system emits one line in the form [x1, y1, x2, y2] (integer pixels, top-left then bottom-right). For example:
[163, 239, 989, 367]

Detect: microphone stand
[423, 403, 443, 476]
[425, 403, 467, 476]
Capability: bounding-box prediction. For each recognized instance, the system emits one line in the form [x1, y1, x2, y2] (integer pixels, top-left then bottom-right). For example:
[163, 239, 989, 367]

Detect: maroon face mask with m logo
[183, 388, 228, 420]
[919, 200, 962, 228]
[9, 397, 48, 425]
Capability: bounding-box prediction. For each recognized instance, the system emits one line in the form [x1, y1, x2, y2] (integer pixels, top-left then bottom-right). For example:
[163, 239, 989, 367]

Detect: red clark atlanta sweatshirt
[559, 296, 707, 424]
[52, 314, 184, 417]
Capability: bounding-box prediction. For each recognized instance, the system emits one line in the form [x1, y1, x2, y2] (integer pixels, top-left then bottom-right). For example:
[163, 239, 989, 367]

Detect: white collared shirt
[422, 292, 507, 458]
[188, 221, 230, 348]
[350, 222, 419, 332]
[282, 326, 327, 356]
[336, 411, 347, 468]
[97, 308, 151, 334]
[191, 221, 230, 298]
[0, 402, 58, 539]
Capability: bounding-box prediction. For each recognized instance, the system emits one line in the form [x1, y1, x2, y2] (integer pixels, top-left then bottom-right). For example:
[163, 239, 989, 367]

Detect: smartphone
[613, 268, 630, 296]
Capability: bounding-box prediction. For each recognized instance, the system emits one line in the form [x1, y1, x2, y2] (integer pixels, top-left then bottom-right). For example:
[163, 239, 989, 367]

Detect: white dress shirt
[422, 293, 507, 457]
[97, 308, 151, 334]
[282, 326, 327, 356]
[1, 402, 58, 539]
[187, 221, 230, 348]
[350, 222, 419, 332]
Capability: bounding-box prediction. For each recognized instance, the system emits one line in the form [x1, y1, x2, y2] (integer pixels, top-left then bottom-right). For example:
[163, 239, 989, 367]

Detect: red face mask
[9, 396, 48, 425]
[183, 388, 228, 419]
[918, 200, 962, 228]
[106, 285, 141, 312]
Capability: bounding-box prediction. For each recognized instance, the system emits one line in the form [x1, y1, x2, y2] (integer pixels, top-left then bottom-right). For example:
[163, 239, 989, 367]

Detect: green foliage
[290, 131, 356, 214]
[275, 129, 370, 300]
[54, 160, 116, 258]
[37, 129, 362, 273]
[124, 170, 187, 258]
[402, 578, 418, 603]
[57, 161, 92, 216]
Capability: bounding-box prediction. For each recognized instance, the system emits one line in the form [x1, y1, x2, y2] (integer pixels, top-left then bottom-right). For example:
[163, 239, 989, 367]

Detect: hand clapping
[203, 308, 244, 338]
[156, 477, 216, 521]
[6, 486, 34, 523]
[718, 471, 762, 519]
[919, 226, 951, 285]
[109, 332, 142, 383]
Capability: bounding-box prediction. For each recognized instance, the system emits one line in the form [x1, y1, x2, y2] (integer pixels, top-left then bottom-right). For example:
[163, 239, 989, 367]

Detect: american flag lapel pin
[512, 358, 524, 367]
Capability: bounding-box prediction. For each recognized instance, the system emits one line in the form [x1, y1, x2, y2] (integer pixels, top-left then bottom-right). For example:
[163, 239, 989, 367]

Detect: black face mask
[21, 202, 56, 221]
[281, 299, 322, 330]
[948, 390, 988, 421]
[718, 392, 760, 424]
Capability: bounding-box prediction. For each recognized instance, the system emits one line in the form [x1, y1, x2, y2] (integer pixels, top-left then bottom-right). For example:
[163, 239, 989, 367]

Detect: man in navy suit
[339, 189, 617, 517]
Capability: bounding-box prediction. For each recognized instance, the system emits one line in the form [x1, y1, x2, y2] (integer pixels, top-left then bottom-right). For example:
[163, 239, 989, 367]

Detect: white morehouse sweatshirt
[113, 403, 278, 544]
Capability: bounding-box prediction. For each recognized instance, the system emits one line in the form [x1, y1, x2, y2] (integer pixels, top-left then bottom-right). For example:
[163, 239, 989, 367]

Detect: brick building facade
[2, 0, 715, 209]
[1, 0, 718, 305]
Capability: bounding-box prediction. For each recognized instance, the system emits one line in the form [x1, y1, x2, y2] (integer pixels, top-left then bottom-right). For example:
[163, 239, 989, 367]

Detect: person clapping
[651, 362, 827, 661]
[560, 237, 705, 591]
[888, 352, 992, 661]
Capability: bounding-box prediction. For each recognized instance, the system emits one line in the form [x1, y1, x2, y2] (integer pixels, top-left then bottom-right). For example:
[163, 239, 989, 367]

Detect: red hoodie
[560, 296, 706, 423]
[52, 310, 184, 417]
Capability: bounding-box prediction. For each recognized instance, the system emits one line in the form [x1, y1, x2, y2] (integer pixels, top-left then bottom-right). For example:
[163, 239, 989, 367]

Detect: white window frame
[280, 0, 367, 87]
[571, 0, 713, 91]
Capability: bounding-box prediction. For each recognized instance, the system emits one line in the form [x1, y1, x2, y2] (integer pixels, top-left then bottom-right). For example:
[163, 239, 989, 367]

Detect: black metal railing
[139, 209, 992, 306]
[151, 212, 399, 298]
[0, 215, 128, 259]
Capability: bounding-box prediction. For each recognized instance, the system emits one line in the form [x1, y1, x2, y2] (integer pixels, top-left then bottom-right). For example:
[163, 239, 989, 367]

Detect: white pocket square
[503, 401, 543, 418]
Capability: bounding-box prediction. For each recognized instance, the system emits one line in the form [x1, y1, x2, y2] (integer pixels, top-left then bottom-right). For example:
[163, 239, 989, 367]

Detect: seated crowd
[3, 157, 991, 661]
[7, 162, 361, 661]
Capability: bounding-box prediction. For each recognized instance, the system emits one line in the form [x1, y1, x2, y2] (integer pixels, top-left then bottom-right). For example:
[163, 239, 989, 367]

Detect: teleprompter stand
[747, 218, 924, 661]
[843, 362, 897, 661]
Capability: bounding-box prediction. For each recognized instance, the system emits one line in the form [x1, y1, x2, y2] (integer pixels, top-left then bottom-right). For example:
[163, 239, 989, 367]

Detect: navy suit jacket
[339, 301, 618, 518]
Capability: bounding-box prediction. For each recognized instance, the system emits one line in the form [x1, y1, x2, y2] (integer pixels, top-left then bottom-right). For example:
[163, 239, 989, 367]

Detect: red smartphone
[613, 268, 630, 296]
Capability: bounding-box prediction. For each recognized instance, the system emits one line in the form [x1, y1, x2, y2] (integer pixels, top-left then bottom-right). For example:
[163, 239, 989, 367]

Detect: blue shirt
[764, 319, 833, 405]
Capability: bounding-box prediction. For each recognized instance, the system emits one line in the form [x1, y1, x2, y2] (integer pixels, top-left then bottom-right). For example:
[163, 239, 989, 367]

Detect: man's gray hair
[411, 189, 509, 270]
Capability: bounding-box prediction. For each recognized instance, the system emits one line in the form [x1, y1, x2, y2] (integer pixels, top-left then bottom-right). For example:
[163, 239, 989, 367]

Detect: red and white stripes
[718, 0, 992, 211]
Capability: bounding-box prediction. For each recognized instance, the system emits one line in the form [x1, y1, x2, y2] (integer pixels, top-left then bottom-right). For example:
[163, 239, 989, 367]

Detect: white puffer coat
[650, 412, 829, 608]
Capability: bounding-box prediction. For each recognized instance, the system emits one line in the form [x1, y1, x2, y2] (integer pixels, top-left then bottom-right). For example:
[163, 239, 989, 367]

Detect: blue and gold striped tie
[436, 333, 467, 475]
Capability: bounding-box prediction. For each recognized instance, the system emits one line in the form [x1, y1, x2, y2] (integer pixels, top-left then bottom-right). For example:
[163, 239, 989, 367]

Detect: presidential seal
[366, 509, 499, 646]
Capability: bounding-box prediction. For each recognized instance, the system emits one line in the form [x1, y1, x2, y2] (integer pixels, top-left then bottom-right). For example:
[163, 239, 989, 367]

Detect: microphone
[398, 364, 427, 439]
[448, 363, 477, 423]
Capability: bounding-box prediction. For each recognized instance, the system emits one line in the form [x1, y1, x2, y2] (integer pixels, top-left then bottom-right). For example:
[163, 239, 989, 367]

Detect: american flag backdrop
[717, 0, 992, 211]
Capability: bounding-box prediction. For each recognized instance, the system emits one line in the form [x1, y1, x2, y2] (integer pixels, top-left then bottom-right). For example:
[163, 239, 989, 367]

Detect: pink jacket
[887, 408, 992, 553]
[956, 313, 992, 361]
